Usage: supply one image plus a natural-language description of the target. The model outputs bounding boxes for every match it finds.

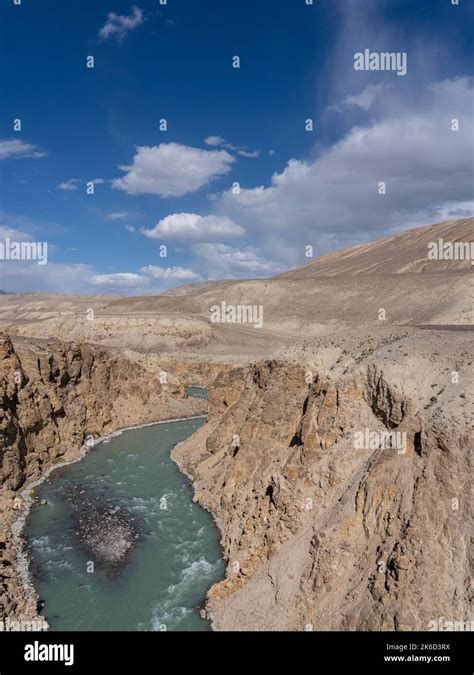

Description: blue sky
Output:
[0,0,473,294]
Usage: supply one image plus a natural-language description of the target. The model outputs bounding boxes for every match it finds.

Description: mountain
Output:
[152,218,474,332]
[278,218,474,278]
[0,219,472,353]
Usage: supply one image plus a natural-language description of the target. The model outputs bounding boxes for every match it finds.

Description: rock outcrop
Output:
[173,354,472,631]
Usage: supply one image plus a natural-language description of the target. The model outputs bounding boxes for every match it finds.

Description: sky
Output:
[0,0,473,294]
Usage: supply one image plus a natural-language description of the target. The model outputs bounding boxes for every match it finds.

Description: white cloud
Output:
[0,225,32,242]
[125,225,136,232]
[112,143,235,197]
[141,213,244,242]
[58,178,103,191]
[215,77,474,266]
[98,5,144,41]
[140,265,201,281]
[0,260,197,295]
[91,272,150,289]
[204,136,260,158]
[192,243,283,278]
[341,83,391,111]
[0,263,95,294]
[204,136,225,147]
[238,149,260,158]
[57,178,80,191]
[0,139,45,160]
[89,266,201,292]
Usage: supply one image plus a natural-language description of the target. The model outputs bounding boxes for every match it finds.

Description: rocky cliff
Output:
[0,335,206,621]
[173,346,473,631]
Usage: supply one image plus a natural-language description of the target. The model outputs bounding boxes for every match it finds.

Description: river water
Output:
[25,390,224,631]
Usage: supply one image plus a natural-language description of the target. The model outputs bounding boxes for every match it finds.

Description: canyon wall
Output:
[173,359,472,631]
[0,335,206,621]
[1,330,471,632]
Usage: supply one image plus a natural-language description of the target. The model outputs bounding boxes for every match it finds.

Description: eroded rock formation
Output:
[173,358,472,631]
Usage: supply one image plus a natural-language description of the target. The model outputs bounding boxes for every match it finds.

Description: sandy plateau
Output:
[0,218,472,630]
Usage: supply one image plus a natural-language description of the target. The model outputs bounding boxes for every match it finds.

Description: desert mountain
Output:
[0,219,472,355]
[278,218,474,278]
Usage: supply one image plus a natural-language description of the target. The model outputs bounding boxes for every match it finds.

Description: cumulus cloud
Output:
[192,243,283,278]
[98,5,144,41]
[0,139,45,160]
[0,259,200,294]
[214,77,474,266]
[91,272,150,289]
[141,213,244,242]
[112,143,235,197]
[139,265,201,281]
[91,265,201,291]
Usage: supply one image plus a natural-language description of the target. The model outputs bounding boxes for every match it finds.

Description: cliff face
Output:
[0,335,206,620]
[173,358,472,631]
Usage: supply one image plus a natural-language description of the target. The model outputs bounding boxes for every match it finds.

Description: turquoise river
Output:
[25,388,224,631]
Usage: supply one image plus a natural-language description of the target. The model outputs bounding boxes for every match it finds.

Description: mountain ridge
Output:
[277,218,473,278]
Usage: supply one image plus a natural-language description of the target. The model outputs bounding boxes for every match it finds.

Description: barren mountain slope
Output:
[278,218,474,277]
[0,220,472,355]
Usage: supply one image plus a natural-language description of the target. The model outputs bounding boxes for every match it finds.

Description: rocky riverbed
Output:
[62,484,140,572]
